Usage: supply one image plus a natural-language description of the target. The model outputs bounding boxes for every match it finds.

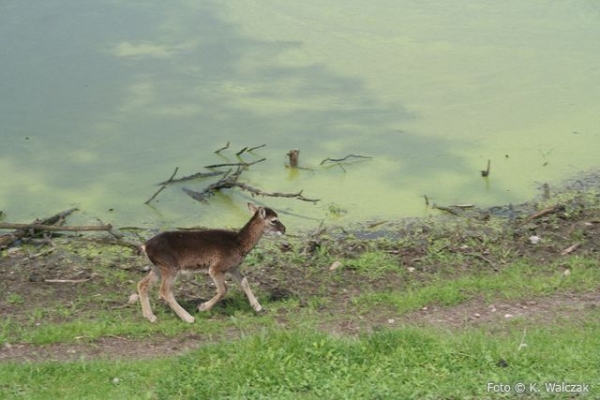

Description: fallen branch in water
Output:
[158,171,224,185]
[204,158,266,169]
[183,166,319,203]
[214,141,230,153]
[320,154,372,165]
[234,182,319,203]
[320,154,372,172]
[145,167,179,204]
[236,144,266,156]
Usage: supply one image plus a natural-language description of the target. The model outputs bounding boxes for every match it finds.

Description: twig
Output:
[432,205,460,216]
[236,144,266,156]
[204,158,266,169]
[158,171,223,185]
[214,141,230,153]
[524,204,565,222]
[145,167,179,204]
[467,253,498,271]
[247,144,266,152]
[44,278,90,284]
[320,154,372,165]
[561,243,581,256]
[234,182,320,203]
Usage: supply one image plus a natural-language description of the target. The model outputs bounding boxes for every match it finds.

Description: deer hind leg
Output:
[198,272,227,312]
[138,268,160,323]
[158,267,195,323]
[230,269,263,313]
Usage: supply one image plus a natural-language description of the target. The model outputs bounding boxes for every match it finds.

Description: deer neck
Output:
[236,216,264,256]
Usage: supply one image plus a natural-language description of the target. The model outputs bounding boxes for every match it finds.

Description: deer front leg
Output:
[230,269,263,313]
[198,272,227,312]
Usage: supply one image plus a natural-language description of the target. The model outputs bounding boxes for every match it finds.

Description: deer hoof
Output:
[146,314,157,323]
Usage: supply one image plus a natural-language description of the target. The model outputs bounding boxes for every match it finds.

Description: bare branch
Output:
[320,154,372,165]
[234,182,319,203]
[145,167,179,204]
[158,171,223,185]
[0,223,112,232]
[204,158,266,169]
[247,144,266,152]
[214,141,230,153]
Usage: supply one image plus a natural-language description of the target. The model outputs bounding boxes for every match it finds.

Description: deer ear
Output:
[247,203,259,214]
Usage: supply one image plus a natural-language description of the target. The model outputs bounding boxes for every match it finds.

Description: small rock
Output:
[473,313,481,318]
[329,261,342,271]
[387,318,395,324]
[563,269,571,276]
[529,235,541,244]
[407,267,416,273]
[128,293,139,304]
[7,247,23,257]
[110,377,121,386]
[489,305,497,313]
[504,313,513,319]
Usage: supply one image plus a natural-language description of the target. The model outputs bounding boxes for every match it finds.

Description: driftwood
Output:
[158,171,223,185]
[204,158,266,169]
[0,223,112,232]
[0,208,109,249]
[183,166,319,203]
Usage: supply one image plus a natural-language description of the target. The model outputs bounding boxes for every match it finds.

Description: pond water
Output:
[1,1,599,231]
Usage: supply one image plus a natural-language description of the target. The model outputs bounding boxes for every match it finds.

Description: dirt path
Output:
[2,289,598,364]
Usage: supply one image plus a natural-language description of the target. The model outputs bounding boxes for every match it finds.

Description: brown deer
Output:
[138,203,286,323]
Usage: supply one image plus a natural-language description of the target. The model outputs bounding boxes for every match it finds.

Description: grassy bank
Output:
[2,318,599,399]
[1,190,600,398]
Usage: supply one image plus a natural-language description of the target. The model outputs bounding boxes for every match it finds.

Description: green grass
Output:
[354,255,600,314]
[1,319,599,399]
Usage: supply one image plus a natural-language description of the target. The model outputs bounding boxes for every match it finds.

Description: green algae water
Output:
[1,1,599,231]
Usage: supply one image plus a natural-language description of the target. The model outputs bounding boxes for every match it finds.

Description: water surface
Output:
[1,1,599,230]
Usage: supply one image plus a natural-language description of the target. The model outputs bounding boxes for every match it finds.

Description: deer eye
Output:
[270,219,279,225]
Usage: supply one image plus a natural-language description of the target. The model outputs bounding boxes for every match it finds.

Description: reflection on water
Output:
[1,1,599,230]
